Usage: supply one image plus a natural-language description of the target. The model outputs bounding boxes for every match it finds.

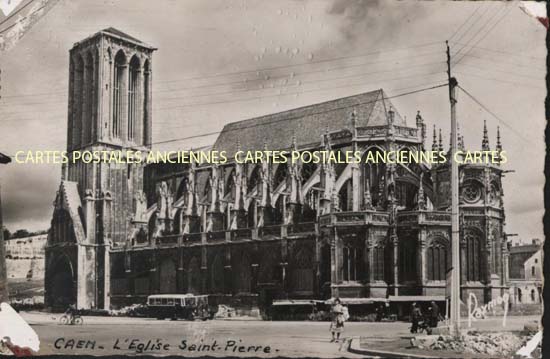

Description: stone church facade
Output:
[45,29,509,311]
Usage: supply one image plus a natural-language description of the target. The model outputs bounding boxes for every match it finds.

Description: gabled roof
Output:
[0,152,11,164]
[213,89,407,158]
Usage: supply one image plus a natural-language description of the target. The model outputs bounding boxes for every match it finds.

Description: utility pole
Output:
[0,153,11,303]
[446,40,461,336]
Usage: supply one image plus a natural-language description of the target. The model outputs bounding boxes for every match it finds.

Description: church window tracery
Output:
[462,180,482,203]
[427,237,448,281]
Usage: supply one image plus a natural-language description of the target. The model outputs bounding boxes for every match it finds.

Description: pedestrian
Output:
[375,303,385,322]
[430,301,440,327]
[329,298,345,342]
[410,302,422,333]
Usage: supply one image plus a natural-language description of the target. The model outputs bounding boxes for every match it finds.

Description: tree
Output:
[12,229,31,239]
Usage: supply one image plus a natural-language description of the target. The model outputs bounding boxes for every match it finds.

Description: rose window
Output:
[462,181,481,203]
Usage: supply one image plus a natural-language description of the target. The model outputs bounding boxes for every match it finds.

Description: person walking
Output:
[430,301,440,327]
[410,302,422,333]
[330,298,345,342]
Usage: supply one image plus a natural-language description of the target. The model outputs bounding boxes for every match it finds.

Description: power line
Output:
[457,63,542,81]
[450,4,492,57]
[0,54,443,108]
[156,60,445,104]
[454,3,514,65]
[448,41,545,62]
[155,80,448,130]
[0,46,445,103]
[158,41,444,85]
[0,71,447,121]
[1,63,446,117]
[454,71,543,90]
[153,49,444,95]
[152,69,447,112]
[448,5,483,42]
[452,3,508,65]
[457,84,529,143]
[457,52,545,72]
[151,83,448,146]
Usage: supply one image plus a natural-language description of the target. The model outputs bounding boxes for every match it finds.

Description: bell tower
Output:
[63,28,156,309]
[66,27,155,153]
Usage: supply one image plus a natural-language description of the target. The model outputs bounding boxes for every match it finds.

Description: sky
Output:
[0,0,546,242]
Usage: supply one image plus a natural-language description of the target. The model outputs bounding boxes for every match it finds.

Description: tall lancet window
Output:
[73,55,84,149]
[128,56,140,142]
[143,59,151,146]
[113,50,126,139]
[84,52,94,144]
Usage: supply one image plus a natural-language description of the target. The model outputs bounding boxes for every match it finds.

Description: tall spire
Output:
[438,128,443,152]
[417,172,426,210]
[388,105,395,125]
[432,125,438,152]
[459,135,465,151]
[416,110,425,149]
[457,122,465,150]
[350,109,358,141]
[363,178,373,210]
[496,126,502,152]
[351,109,357,129]
[482,120,490,150]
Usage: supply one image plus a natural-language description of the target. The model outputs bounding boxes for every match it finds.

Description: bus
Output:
[146,294,216,320]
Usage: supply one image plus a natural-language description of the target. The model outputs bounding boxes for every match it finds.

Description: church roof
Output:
[213,89,407,157]
[74,27,156,50]
[101,27,149,46]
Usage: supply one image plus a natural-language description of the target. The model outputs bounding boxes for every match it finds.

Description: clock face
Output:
[462,180,482,204]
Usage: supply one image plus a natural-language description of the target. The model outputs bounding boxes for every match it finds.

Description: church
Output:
[44,29,509,313]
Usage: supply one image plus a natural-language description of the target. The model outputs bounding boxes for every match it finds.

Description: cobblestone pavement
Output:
[17,312,540,357]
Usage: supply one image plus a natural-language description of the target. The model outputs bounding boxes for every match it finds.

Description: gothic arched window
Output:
[273,164,287,190]
[128,55,141,142]
[301,162,316,185]
[113,50,127,139]
[338,179,351,212]
[427,237,449,281]
[398,238,417,282]
[225,170,236,202]
[83,51,94,145]
[465,229,484,282]
[143,59,151,145]
[395,180,418,210]
[343,240,363,281]
[290,246,314,293]
[73,55,84,148]
[248,166,261,193]
[373,240,385,281]
[363,148,386,208]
